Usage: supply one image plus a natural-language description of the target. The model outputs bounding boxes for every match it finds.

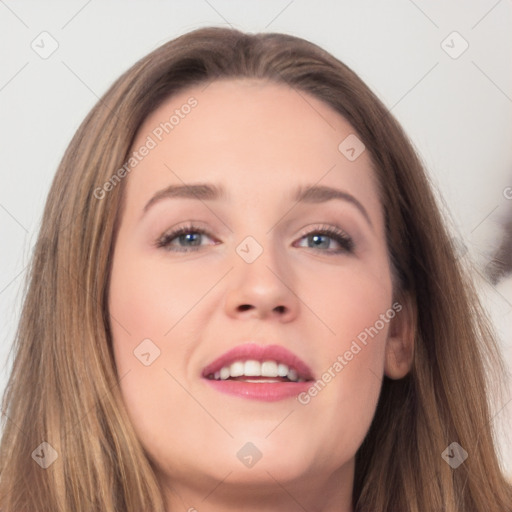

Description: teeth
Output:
[210,360,303,382]
[277,363,289,377]
[230,361,244,377]
[288,368,298,381]
[261,361,278,377]
[244,360,261,376]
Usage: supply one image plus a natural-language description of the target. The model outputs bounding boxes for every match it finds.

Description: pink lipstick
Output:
[202,343,314,401]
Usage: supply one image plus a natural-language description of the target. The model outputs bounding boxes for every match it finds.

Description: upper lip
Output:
[202,343,314,381]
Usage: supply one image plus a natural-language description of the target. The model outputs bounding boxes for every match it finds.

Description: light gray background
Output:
[1,0,511,476]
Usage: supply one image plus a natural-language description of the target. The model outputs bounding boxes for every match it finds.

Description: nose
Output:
[223,238,299,322]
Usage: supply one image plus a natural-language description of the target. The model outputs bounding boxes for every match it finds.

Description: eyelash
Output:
[154,223,354,255]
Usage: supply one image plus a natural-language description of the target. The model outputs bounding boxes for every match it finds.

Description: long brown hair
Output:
[1,26,510,512]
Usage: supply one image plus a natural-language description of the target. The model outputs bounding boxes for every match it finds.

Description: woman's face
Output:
[108,79,413,506]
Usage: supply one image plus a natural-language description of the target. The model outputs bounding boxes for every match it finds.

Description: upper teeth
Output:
[211,360,303,382]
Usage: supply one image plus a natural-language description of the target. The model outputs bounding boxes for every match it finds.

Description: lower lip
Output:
[203,378,312,401]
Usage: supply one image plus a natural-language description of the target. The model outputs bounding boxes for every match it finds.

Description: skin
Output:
[108,79,414,512]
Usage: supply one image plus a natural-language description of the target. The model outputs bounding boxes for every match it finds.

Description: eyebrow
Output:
[142,182,373,229]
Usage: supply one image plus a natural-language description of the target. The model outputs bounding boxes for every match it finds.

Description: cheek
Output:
[295,258,392,448]
[325,263,391,386]
[299,249,392,346]
[107,252,204,460]
[108,250,217,344]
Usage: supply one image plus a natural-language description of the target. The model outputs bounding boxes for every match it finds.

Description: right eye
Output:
[155,223,217,252]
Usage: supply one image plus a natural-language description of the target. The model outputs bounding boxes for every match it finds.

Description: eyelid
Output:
[295,223,355,254]
[154,222,216,250]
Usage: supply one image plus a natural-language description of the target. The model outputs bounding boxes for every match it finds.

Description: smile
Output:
[206,360,306,382]
[202,343,314,401]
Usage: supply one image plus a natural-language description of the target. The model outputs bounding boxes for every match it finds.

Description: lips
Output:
[202,343,314,401]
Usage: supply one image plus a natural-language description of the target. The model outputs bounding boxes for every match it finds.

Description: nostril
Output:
[238,304,253,312]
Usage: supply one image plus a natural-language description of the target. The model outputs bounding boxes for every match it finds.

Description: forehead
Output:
[137,78,363,156]
[124,79,381,224]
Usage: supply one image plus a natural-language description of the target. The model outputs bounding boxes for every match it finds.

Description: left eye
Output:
[295,226,354,254]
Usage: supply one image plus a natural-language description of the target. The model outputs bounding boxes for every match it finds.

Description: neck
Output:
[158,459,355,512]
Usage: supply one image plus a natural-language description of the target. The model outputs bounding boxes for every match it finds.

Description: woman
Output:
[0,26,510,512]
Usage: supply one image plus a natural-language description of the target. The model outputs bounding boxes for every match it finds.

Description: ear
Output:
[384,291,416,380]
